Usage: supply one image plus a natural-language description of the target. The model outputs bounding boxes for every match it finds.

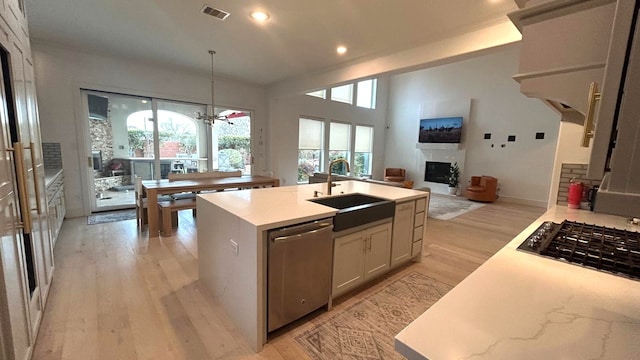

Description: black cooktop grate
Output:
[539,221,640,280]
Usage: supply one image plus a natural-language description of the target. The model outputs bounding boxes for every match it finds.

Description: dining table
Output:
[142,175,280,237]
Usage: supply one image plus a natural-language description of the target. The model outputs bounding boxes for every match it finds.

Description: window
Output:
[331,84,353,104]
[305,89,326,99]
[329,122,350,175]
[354,125,374,177]
[298,118,324,182]
[356,79,377,109]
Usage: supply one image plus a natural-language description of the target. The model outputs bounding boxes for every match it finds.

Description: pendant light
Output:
[196,50,232,125]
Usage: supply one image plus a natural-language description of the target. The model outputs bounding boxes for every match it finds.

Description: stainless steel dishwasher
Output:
[267,218,334,332]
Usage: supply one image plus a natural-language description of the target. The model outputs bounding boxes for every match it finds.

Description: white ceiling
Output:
[23,0,518,85]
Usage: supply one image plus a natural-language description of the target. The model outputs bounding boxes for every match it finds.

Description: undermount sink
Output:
[308,193,395,231]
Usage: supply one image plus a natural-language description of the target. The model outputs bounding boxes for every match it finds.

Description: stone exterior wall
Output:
[90,103,113,176]
[556,163,601,205]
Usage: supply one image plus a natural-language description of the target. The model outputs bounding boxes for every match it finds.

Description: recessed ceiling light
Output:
[336,46,347,55]
[250,11,269,22]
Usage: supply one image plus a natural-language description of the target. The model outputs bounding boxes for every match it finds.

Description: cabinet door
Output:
[0,193,33,360]
[364,222,392,280]
[332,230,366,297]
[391,201,414,267]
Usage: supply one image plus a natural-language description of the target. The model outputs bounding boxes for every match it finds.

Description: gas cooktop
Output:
[518,220,640,280]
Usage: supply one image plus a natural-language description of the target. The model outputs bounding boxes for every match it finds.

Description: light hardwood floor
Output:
[32,200,544,359]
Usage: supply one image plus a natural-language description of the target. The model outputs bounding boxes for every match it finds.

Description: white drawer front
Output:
[413,226,423,242]
[415,197,427,213]
[412,240,422,256]
[414,212,424,227]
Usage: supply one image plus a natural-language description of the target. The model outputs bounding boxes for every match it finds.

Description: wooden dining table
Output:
[142,175,280,237]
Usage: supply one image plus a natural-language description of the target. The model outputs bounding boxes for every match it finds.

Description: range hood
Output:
[510,0,640,218]
[508,0,616,124]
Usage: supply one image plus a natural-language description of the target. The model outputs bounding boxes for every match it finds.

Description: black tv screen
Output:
[88,94,109,120]
[418,117,463,143]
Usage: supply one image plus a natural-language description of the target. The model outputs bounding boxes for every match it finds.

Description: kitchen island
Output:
[395,206,640,359]
[197,180,429,351]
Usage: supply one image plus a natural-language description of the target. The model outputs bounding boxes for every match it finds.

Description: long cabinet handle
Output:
[581,82,601,147]
[11,142,32,234]
[28,142,42,214]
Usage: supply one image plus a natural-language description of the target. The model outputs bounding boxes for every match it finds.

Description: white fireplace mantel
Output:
[415,143,461,150]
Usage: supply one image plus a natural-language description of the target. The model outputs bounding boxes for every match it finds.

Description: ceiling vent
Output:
[201,5,230,20]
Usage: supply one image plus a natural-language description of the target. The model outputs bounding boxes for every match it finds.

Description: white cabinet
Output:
[391,196,427,267]
[0,0,52,358]
[509,0,616,118]
[46,172,65,246]
[391,201,415,266]
[0,193,33,360]
[413,197,427,256]
[332,222,391,298]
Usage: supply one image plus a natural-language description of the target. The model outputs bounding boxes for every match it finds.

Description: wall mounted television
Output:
[418,116,463,144]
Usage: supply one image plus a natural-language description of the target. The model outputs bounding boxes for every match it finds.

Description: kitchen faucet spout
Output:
[327,159,350,195]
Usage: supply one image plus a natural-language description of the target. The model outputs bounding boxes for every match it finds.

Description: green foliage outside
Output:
[219,136,250,152]
[218,148,244,170]
[353,153,367,177]
[128,129,148,151]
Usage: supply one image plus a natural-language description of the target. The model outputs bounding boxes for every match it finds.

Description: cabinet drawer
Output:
[414,212,424,227]
[415,197,427,213]
[412,241,422,256]
[413,226,423,242]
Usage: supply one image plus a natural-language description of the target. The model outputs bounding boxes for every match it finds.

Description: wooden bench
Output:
[158,198,197,236]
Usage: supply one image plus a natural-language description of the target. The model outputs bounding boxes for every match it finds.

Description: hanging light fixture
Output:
[196,50,233,125]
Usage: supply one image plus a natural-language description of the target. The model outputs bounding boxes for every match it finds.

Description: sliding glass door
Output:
[212,108,252,174]
[82,90,208,212]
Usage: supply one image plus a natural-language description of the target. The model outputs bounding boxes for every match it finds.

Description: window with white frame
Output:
[329,122,351,175]
[305,89,326,99]
[356,79,377,109]
[354,125,374,177]
[298,117,324,182]
[330,84,354,104]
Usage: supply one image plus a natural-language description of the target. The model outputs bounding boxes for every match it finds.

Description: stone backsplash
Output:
[42,142,62,169]
[557,163,601,205]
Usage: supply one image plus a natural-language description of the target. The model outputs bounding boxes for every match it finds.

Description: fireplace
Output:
[424,161,450,184]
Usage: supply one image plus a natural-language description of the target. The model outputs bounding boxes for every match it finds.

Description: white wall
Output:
[386,44,560,207]
[32,42,267,217]
[268,77,390,186]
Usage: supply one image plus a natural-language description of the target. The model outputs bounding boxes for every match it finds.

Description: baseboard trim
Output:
[497,195,547,208]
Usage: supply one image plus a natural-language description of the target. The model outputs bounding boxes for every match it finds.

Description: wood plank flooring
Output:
[32,199,544,359]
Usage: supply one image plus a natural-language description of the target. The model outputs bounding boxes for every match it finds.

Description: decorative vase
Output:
[134,149,144,157]
[448,186,457,195]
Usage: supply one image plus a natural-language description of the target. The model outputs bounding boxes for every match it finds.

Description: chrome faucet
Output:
[327,159,350,195]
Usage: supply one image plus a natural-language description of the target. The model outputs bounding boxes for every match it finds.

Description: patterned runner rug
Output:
[428,193,485,220]
[294,272,452,360]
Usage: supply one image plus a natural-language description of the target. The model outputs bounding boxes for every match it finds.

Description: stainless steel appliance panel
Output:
[268,219,333,332]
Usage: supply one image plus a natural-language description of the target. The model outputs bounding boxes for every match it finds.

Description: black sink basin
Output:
[308,193,395,231]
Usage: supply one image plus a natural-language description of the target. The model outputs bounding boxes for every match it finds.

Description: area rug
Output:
[294,272,452,360]
[428,193,485,220]
[87,209,136,225]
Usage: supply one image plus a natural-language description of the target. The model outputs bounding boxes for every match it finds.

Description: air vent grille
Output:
[201,5,230,20]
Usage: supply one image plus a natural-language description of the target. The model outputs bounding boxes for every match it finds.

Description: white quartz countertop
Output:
[395,206,640,360]
[197,180,428,231]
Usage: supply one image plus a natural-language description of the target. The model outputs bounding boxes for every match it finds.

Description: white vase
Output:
[448,186,457,195]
